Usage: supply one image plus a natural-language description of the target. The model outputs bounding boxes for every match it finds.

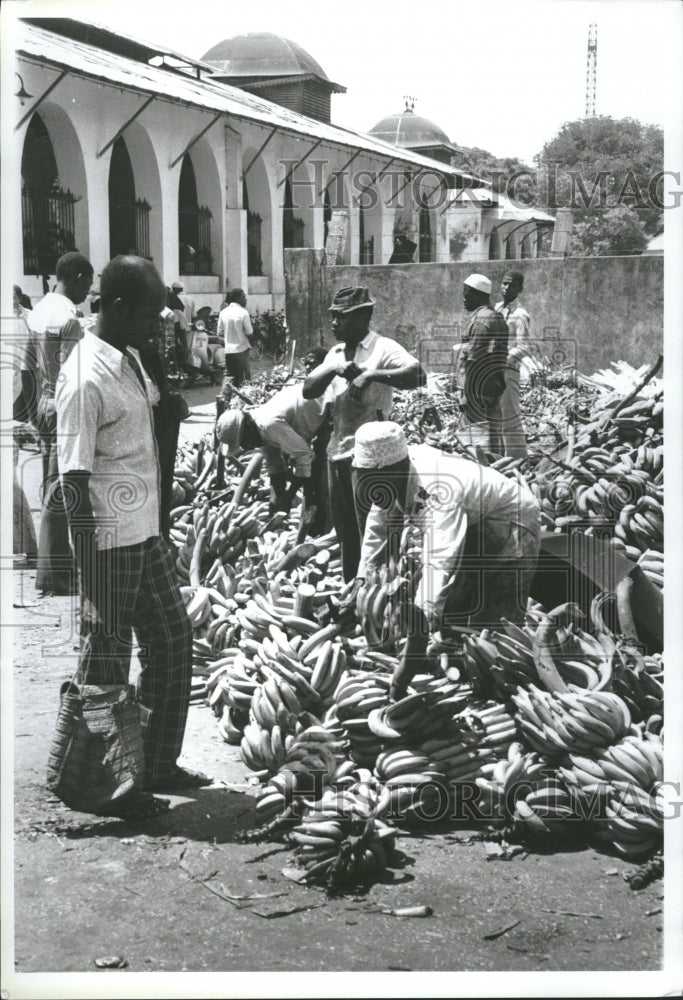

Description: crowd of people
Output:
[13,251,540,817]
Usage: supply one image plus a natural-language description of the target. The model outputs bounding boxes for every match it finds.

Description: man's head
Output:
[352,420,411,512]
[227,288,247,308]
[215,408,261,453]
[13,285,22,313]
[329,286,374,345]
[55,252,94,305]
[501,271,524,306]
[99,256,166,352]
[171,279,184,294]
[303,346,329,375]
[463,273,492,311]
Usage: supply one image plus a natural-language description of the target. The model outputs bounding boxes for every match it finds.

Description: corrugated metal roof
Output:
[15,20,481,184]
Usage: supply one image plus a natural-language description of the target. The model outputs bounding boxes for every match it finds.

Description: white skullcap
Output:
[464,273,492,295]
[353,421,409,469]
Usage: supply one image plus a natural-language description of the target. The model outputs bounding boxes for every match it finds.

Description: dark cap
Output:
[328,286,375,313]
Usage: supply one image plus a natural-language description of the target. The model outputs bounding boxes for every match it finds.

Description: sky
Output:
[6,0,682,164]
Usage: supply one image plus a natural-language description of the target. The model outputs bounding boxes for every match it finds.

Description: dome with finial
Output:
[369,98,454,152]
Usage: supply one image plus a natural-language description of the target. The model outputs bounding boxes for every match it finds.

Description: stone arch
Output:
[355,165,383,263]
[416,171,445,263]
[20,104,89,276]
[282,161,315,249]
[177,136,222,276]
[108,119,163,265]
[242,147,274,278]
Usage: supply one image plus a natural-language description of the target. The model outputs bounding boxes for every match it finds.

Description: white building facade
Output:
[7,19,491,315]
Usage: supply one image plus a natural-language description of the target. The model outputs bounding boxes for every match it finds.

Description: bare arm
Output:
[303,362,341,400]
[61,470,98,593]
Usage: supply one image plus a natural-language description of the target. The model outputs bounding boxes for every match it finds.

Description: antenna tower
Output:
[585,23,597,117]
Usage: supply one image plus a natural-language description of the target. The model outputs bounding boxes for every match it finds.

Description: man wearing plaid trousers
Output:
[56,255,211,818]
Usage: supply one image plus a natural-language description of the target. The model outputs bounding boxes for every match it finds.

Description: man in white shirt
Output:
[21,251,93,595]
[352,421,540,700]
[303,286,426,580]
[218,288,254,390]
[495,271,532,459]
[56,255,210,818]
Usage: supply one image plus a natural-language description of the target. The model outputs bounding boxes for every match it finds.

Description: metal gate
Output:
[22,185,78,276]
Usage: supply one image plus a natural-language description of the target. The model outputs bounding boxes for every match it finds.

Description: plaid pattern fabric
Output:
[78,535,192,782]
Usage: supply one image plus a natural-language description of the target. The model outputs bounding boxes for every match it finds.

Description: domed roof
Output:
[202,32,330,80]
[369,107,452,149]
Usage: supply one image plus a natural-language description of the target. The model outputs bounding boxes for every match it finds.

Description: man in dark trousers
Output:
[56,255,211,819]
[455,273,509,455]
[303,286,426,581]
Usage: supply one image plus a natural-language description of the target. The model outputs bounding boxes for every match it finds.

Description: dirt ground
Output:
[6,387,665,985]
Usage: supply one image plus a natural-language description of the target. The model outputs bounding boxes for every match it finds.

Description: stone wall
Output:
[283,250,663,374]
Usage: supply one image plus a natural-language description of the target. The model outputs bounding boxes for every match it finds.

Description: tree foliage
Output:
[534,116,663,247]
[570,204,649,257]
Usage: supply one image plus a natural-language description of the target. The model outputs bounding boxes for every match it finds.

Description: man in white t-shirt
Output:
[218,288,254,390]
[303,286,426,580]
[20,251,93,594]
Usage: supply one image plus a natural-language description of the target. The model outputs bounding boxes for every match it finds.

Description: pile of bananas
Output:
[609,641,664,726]
[333,673,392,767]
[462,616,614,701]
[476,745,578,837]
[512,685,631,756]
[561,732,665,859]
[170,368,666,879]
[289,781,398,888]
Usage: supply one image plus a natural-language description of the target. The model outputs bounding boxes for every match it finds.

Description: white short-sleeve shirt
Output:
[56,332,161,550]
[323,330,417,461]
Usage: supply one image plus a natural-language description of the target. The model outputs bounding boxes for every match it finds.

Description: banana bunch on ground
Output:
[559,731,663,802]
[609,641,664,725]
[171,497,266,587]
[476,744,577,839]
[512,684,631,757]
[613,494,663,555]
[333,673,392,767]
[366,684,471,744]
[241,718,343,785]
[636,548,663,590]
[289,794,397,888]
[252,758,374,828]
[597,782,664,859]
[604,393,663,447]
[462,615,616,701]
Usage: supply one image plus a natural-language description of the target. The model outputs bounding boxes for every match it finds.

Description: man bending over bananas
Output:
[350,422,541,701]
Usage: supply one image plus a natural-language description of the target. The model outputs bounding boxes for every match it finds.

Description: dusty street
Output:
[7,389,664,980]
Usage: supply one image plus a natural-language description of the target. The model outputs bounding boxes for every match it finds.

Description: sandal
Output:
[94,792,171,820]
[143,766,213,792]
